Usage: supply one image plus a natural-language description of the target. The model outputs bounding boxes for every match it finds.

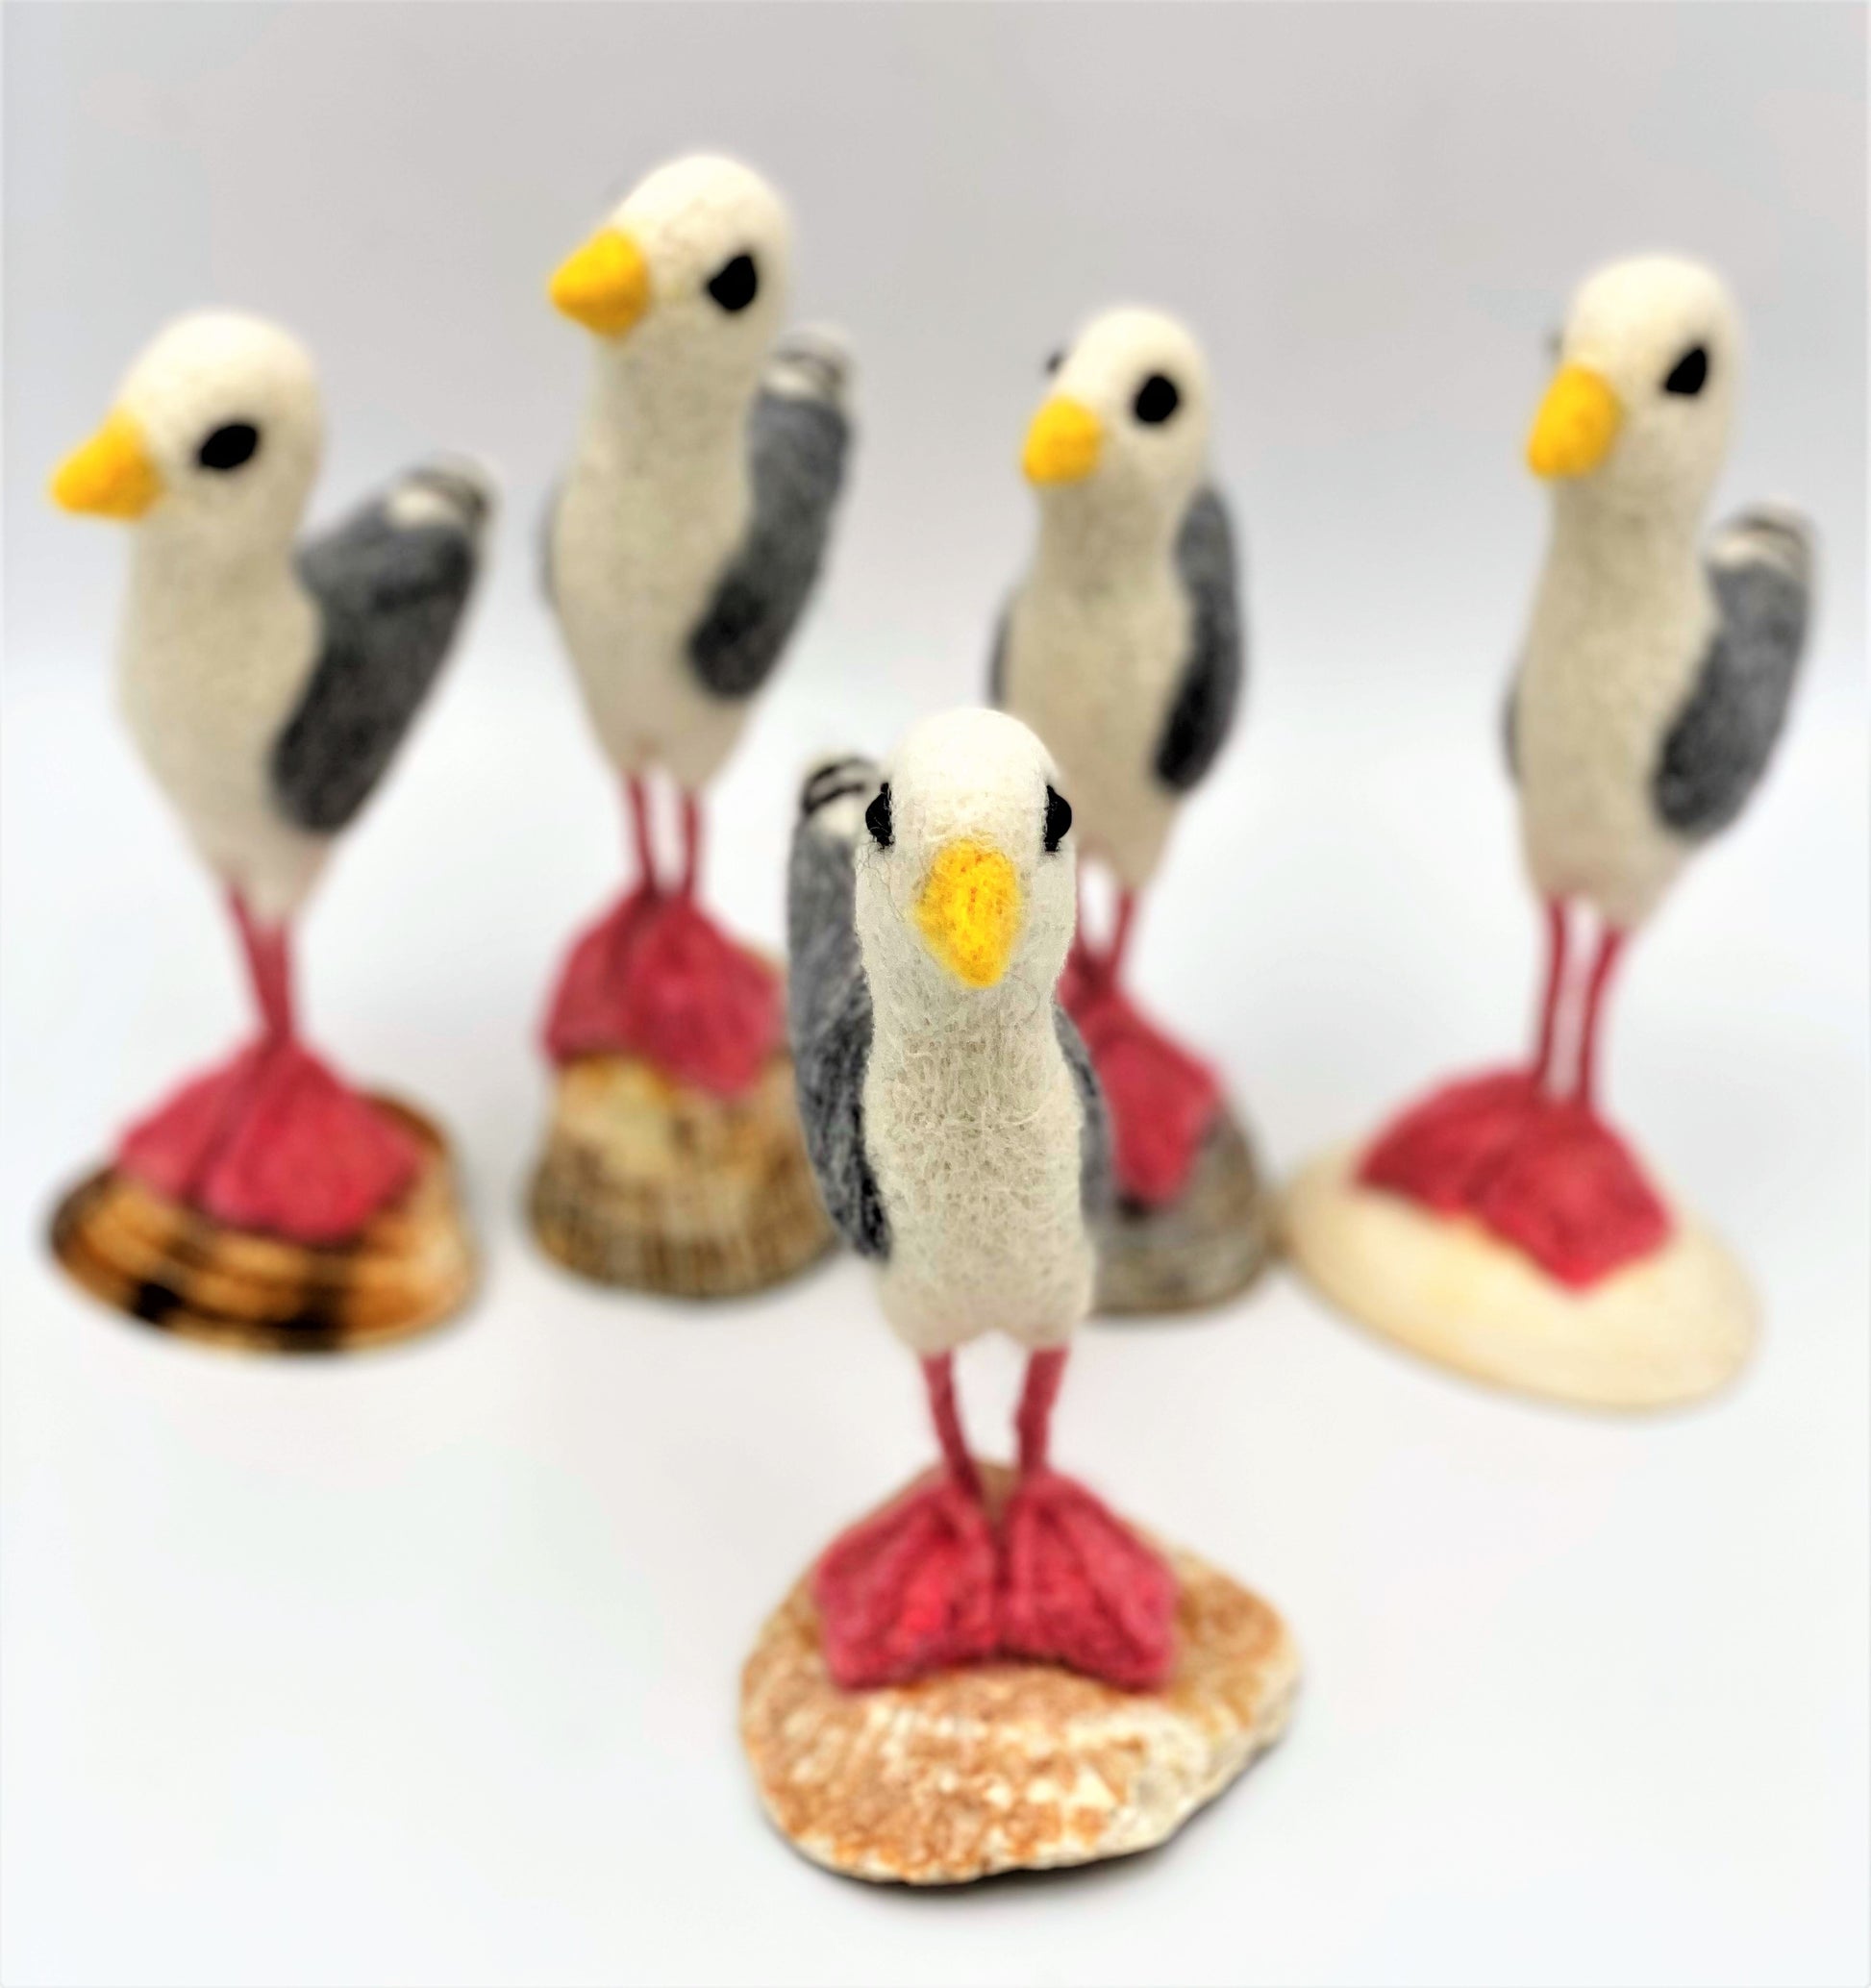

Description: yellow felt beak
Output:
[1022,397,1102,485]
[50,410,162,519]
[1526,363,1624,479]
[915,839,1023,989]
[549,227,653,336]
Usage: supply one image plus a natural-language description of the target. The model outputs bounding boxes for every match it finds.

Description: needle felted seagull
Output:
[542,154,852,1093]
[992,306,1244,1207]
[1362,255,1815,1282]
[51,311,490,1244]
[788,708,1177,1692]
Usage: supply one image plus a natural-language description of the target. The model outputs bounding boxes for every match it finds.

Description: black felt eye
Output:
[1134,374,1180,425]
[1042,784,1072,853]
[707,253,759,313]
[1662,346,1709,396]
[864,783,893,849]
[197,422,260,472]
[1044,348,1064,376]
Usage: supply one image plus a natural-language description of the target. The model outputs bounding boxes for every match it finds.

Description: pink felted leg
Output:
[1572,925,1626,1111]
[999,1347,1178,1691]
[1530,898,1569,1092]
[626,773,660,896]
[542,777,781,1089]
[812,1354,999,1690]
[116,898,421,1244]
[678,789,704,902]
[1106,888,1138,984]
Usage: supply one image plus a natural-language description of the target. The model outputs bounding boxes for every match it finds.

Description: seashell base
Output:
[529,1051,834,1300]
[1095,1103,1276,1316]
[741,1464,1299,1885]
[1283,1142,1757,1410]
[48,1098,475,1354]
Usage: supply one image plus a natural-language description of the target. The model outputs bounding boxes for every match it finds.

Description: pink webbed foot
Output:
[542,886,782,1095]
[1059,944,1221,1208]
[811,1471,1001,1691]
[999,1470,1179,1692]
[1360,1070,1671,1287]
[116,1037,421,1245]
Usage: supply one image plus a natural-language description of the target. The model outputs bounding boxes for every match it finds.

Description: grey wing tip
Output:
[1712,504,1815,585]
[765,324,855,410]
[400,455,499,536]
[798,753,881,831]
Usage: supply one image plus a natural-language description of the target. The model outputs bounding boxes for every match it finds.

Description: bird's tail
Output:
[394,455,499,539]
[1711,504,1815,588]
[797,754,881,838]
[765,325,854,410]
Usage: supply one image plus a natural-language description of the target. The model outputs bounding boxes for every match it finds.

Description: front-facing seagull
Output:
[542,154,852,1088]
[52,311,490,1242]
[789,708,1176,1692]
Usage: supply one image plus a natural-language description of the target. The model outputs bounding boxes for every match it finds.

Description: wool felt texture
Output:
[811,1352,1177,1692]
[53,311,489,1245]
[1506,256,1814,932]
[543,881,782,1092]
[787,710,1174,1692]
[994,306,1244,894]
[53,311,491,925]
[546,156,853,794]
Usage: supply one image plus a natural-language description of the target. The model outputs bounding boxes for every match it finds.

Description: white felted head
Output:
[1021,306,1211,537]
[550,153,790,396]
[51,311,322,544]
[855,708,1078,1020]
[1527,255,1738,519]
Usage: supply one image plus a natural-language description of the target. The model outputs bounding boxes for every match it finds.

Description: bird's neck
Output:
[128,518,297,604]
[582,348,751,480]
[1545,487,1705,593]
[1034,492,1179,593]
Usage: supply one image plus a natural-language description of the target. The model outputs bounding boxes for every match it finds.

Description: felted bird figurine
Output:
[788,709,1178,1692]
[1361,254,1815,1283]
[541,154,852,1094]
[992,306,1244,1207]
[51,310,490,1245]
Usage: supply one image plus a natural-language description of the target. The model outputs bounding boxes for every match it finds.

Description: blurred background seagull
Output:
[1363,254,1815,1281]
[541,154,853,1091]
[51,310,490,1242]
[787,709,1176,1693]
[991,305,1245,1206]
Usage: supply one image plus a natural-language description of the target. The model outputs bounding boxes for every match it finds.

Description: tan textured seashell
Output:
[741,1465,1299,1884]
[1095,1103,1276,1315]
[529,1052,834,1299]
[48,1099,474,1354]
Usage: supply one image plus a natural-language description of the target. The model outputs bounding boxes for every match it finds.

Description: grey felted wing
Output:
[1053,1001,1111,1225]
[272,461,490,835]
[687,330,853,701]
[787,755,891,1260]
[1153,485,1245,792]
[1654,507,1815,839]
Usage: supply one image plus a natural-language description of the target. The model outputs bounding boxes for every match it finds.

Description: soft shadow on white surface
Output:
[3,5,1866,1986]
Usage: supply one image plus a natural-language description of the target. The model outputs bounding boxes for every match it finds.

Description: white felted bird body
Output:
[995,307,1242,894]
[546,156,852,793]
[1511,503,1812,932]
[1506,256,1813,935]
[787,713,1107,1358]
[62,311,490,922]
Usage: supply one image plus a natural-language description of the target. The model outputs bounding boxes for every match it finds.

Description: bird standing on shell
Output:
[541,154,852,1092]
[788,709,1177,1692]
[1363,253,1815,1280]
[993,306,1244,1205]
[51,311,490,1243]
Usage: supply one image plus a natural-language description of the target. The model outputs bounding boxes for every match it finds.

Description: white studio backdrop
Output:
[2,7,1866,1988]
